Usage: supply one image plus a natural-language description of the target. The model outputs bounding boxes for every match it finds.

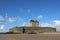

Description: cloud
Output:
[8,17,16,23]
[41,23,51,27]
[41,20,60,31]
[0,25,5,30]
[21,22,29,26]
[21,22,26,26]
[51,20,60,31]
[4,17,16,24]
[0,15,24,26]
[16,16,24,26]
[41,20,60,27]
[0,16,5,24]
[37,15,43,19]
[0,16,4,21]
[52,20,60,27]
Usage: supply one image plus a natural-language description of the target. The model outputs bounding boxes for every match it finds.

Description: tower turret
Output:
[30,20,39,27]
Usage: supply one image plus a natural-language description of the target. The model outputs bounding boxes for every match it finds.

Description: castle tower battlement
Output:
[30,20,39,27]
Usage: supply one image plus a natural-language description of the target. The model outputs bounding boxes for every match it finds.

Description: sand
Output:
[0,34,60,40]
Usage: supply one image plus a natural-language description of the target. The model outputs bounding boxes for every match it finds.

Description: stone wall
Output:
[9,27,56,34]
[39,27,56,32]
[9,27,23,34]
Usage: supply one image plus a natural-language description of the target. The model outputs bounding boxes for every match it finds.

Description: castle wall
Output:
[24,27,40,33]
[39,27,56,32]
[9,27,23,34]
[9,27,56,34]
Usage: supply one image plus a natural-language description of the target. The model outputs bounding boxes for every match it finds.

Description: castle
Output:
[30,20,39,27]
[9,20,56,34]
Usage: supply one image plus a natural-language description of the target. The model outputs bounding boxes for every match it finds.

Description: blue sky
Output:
[0,0,60,32]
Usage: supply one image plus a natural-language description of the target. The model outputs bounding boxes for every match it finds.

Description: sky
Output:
[0,0,60,32]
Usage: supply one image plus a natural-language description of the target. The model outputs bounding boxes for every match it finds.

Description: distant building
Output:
[30,20,39,27]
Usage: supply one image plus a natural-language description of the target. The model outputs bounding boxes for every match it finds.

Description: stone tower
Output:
[30,20,39,27]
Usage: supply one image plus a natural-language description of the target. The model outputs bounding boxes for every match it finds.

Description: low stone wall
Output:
[9,27,56,34]
[39,27,56,32]
[9,27,23,34]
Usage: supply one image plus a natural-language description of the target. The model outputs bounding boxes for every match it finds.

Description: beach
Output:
[0,33,60,40]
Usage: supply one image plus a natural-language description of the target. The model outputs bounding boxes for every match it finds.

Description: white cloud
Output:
[51,20,60,31]
[41,20,60,27]
[0,25,5,30]
[16,16,24,26]
[21,22,26,26]
[17,16,23,23]
[0,16,4,21]
[52,20,60,27]
[41,23,51,27]
[21,22,29,26]
[0,15,24,25]
[8,17,16,23]
[41,20,60,31]
[38,15,43,19]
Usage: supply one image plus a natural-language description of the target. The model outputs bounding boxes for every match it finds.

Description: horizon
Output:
[0,0,60,32]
